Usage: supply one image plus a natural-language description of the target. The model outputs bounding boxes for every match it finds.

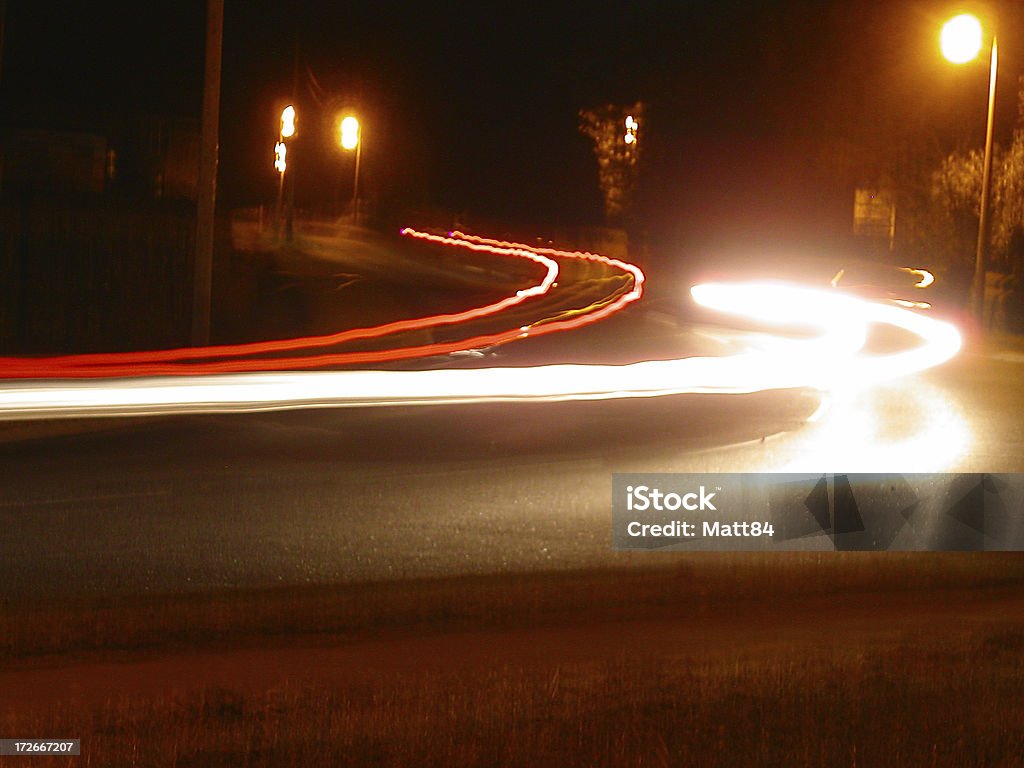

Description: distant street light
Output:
[340,115,359,150]
[281,105,297,139]
[941,14,982,64]
[274,141,287,174]
[624,115,638,147]
[339,115,362,224]
[941,13,996,327]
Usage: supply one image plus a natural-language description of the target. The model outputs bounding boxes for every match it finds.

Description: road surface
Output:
[1,312,1021,600]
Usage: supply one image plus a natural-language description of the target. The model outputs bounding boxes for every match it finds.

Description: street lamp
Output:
[340,115,362,224]
[941,13,997,327]
[274,141,287,174]
[624,115,638,147]
[277,104,297,237]
[281,105,297,138]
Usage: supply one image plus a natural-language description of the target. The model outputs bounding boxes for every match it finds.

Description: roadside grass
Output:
[3,622,1023,767]
[3,555,1024,766]
[4,553,1024,661]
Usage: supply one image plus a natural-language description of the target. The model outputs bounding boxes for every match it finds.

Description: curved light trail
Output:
[0,230,558,375]
[0,229,644,378]
[0,279,961,421]
[450,230,645,298]
[690,281,962,390]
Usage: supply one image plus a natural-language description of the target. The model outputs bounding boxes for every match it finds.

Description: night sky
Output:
[4,1,1024,249]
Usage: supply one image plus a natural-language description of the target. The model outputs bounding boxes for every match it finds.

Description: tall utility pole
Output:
[192,0,223,347]
[973,36,998,328]
[284,37,299,242]
[0,0,7,91]
[940,14,998,329]
[340,115,362,224]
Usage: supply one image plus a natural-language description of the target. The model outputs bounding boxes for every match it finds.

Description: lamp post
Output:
[277,104,296,239]
[274,140,287,224]
[340,115,361,225]
[941,13,997,328]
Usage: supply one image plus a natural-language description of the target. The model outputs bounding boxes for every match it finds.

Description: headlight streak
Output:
[0,280,961,422]
[902,267,935,288]
[690,281,962,391]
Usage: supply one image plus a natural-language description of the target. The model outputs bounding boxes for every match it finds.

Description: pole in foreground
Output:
[192,0,223,347]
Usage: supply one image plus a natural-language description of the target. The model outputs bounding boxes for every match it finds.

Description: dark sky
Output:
[4,1,1024,247]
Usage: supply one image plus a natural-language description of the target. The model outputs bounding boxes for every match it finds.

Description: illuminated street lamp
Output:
[340,115,359,150]
[280,105,297,139]
[339,115,362,224]
[274,141,287,174]
[624,115,639,147]
[941,13,996,326]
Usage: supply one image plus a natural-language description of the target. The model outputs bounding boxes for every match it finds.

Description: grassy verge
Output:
[3,555,1024,766]
[4,553,1024,661]
[2,616,1023,766]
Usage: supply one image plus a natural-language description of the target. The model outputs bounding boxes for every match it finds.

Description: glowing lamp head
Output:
[340,116,360,150]
[624,115,638,146]
[941,14,983,64]
[274,141,287,173]
[280,105,296,138]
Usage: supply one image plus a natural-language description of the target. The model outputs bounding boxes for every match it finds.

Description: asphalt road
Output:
[1,312,1022,601]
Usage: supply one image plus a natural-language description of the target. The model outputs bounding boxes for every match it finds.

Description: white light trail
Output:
[0,281,962,421]
[902,267,935,288]
[691,281,962,390]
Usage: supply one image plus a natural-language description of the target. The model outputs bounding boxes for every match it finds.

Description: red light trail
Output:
[0,229,644,379]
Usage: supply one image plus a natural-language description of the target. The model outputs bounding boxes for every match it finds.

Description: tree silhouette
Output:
[578,102,644,227]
